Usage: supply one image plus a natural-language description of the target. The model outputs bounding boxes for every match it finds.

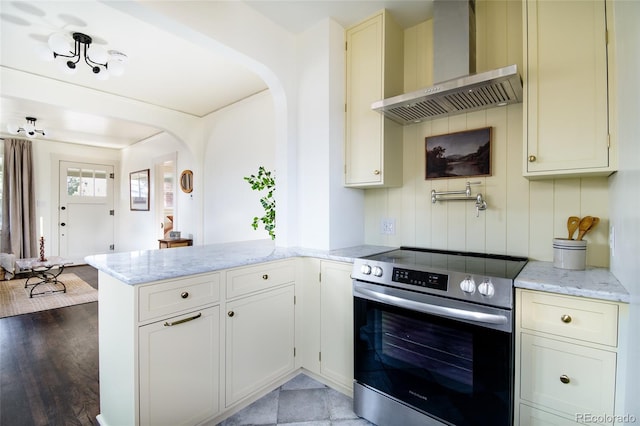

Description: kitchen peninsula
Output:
[86,239,394,426]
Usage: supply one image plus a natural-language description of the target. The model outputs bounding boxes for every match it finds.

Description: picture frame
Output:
[130,169,150,211]
[425,127,492,179]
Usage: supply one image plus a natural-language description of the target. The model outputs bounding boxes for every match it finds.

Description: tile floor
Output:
[216,373,374,426]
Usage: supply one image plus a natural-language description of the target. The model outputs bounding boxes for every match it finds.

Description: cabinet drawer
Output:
[520,334,616,420]
[520,290,618,346]
[519,404,582,426]
[139,273,220,322]
[226,260,295,299]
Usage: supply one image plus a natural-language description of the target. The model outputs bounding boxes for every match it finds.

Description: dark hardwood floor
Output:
[0,265,100,426]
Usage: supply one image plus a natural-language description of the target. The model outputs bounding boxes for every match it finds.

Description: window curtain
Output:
[1,138,36,258]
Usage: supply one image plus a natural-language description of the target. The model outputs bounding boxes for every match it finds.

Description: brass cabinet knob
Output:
[227,311,235,317]
[561,314,572,323]
[262,274,269,280]
[373,170,381,175]
[528,155,537,162]
[560,374,571,384]
[180,291,189,299]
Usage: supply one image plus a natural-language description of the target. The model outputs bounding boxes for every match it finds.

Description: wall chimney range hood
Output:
[372,1,523,125]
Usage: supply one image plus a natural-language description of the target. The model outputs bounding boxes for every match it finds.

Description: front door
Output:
[59,161,115,264]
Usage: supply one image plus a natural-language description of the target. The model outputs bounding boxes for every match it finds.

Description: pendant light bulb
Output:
[48,33,71,55]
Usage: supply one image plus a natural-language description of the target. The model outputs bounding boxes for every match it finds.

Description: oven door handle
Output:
[354,287,509,325]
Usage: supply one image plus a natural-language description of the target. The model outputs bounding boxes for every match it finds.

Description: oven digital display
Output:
[392,268,448,291]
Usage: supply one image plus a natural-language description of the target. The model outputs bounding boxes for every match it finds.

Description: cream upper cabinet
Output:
[523,0,616,179]
[344,9,403,188]
[515,289,627,426]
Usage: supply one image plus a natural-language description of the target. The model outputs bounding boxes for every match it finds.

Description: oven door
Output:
[353,281,513,426]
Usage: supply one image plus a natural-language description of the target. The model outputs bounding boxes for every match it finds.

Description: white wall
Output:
[118,133,196,252]
[609,0,640,418]
[296,18,364,250]
[364,1,611,267]
[202,91,276,244]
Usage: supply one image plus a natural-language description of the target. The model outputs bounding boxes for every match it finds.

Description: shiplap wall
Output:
[363,0,610,267]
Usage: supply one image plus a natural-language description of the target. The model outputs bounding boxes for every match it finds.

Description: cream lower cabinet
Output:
[300,259,354,395]
[97,271,221,426]
[224,260,296,407]
[515,289,627,426]
[139,306,220,426]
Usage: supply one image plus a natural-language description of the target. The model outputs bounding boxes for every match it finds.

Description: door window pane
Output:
[67,167,107,198]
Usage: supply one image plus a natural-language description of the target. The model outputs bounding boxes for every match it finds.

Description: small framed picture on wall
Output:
[130,169,150,211]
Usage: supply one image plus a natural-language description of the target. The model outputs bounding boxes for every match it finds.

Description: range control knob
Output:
[478,280,495,297]
[360,264,372,275]
[460,277,476,294]
[372,266,383,277]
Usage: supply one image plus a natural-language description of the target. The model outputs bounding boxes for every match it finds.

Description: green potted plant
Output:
[244,166,275,239]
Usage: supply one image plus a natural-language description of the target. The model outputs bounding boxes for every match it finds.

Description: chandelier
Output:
[7,117,46,138]
[46,32,127,79]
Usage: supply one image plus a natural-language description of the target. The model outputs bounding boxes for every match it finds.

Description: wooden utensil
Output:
[567,216,580,240]
[576,216,594,241]
[584,216,600,238]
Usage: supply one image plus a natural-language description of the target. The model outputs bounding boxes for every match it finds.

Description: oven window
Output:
[354,296,512,426]
[381,311,474,393]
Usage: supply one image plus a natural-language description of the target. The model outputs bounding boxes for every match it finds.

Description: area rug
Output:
[0,273,98,318]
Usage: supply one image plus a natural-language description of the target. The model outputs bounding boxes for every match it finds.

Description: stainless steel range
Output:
[352,247,528,426]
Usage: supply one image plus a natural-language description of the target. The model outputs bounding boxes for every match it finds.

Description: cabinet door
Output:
[320,261,354,391]
[139,306,220,426]
[524,0,612,177]
[225,285,295,406]
[344,10,403,188]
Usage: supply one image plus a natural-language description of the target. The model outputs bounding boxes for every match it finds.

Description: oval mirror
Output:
[180,169,193,193]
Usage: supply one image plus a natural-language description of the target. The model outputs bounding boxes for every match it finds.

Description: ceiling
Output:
[0,1,432,149]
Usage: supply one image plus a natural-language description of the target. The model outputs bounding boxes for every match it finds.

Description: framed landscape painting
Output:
[425,127,492,179]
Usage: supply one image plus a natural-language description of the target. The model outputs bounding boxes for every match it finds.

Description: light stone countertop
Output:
[85,239,396,285]
[514,260,630,303]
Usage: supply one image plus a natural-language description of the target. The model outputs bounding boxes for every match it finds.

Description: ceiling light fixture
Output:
[7,116,46,138]
[46,32,127,79]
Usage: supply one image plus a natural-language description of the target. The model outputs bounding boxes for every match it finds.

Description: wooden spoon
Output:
[584,216,600,238]
[576,216,594,241]
[567,216,580,240]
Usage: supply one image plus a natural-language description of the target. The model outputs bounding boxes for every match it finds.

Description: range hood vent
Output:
[372,0,523,125]
[372,65,522,125]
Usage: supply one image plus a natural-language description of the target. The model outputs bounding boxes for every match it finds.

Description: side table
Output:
[158,238,193,249]
[15,256,74,298]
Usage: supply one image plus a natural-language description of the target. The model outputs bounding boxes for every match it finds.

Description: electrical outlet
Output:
[381,218,396,235]
[609,225,615,257]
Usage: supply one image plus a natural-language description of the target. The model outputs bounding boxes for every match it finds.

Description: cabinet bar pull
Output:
[561,314,572,323]
[164,312,202,327]
[560,374,571,384]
